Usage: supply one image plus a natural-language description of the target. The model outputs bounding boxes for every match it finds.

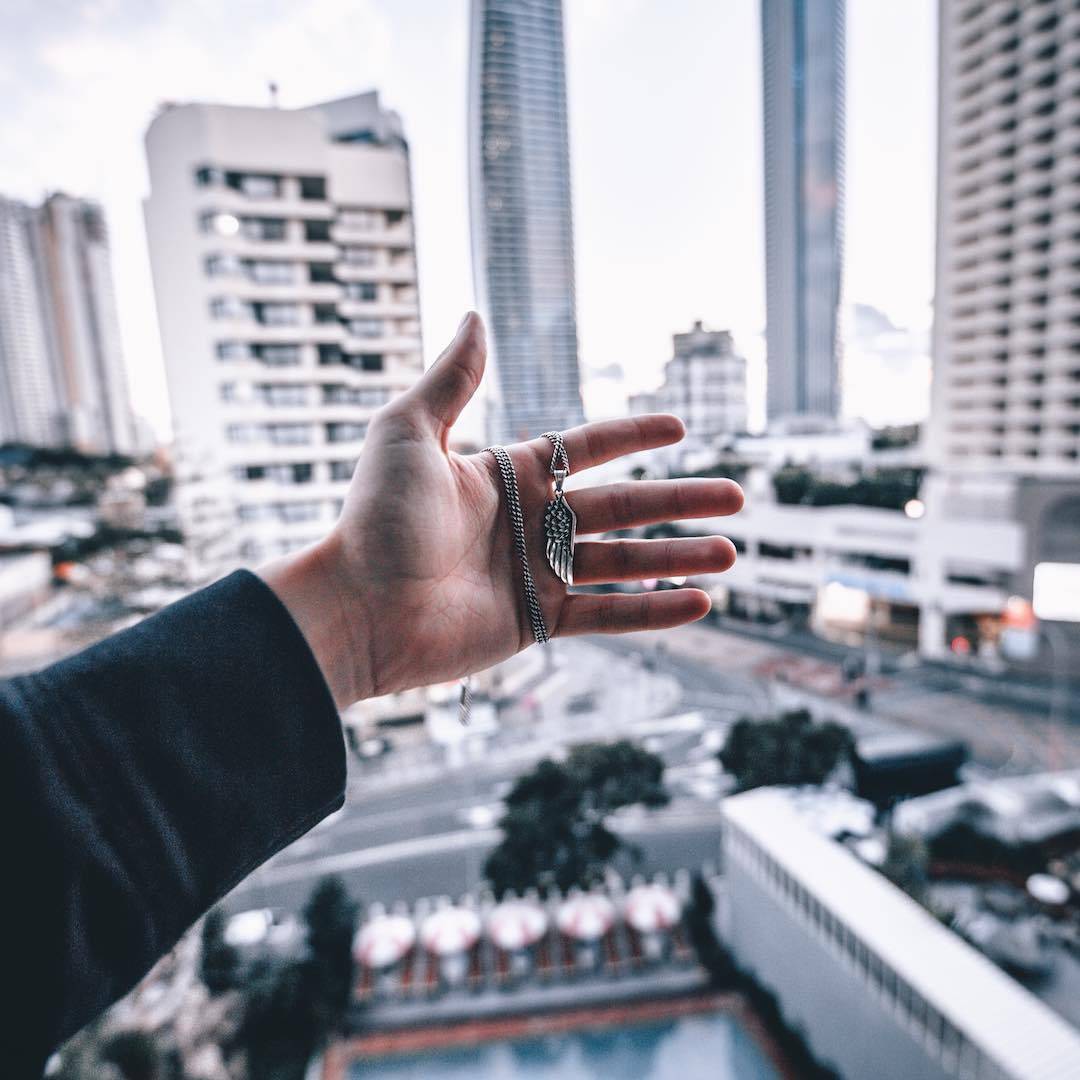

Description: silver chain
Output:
[484,445,550,645]
[542,431,570,478]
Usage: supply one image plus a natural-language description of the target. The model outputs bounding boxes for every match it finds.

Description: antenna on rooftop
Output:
[268,81,280,108]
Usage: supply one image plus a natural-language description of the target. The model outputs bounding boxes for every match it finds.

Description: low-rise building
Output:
[722,788,1080,1080]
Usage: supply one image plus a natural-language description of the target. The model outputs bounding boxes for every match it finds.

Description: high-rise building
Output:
[144,91,423,567]
[761,0,846,421]
[930,0,1080,475]
[0,197,63,447]
[468,0,585,443]
[629,322,748,450]
[0,193,133,453]
[36,194,136,455]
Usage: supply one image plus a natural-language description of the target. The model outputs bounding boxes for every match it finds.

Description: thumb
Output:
[408,311,486,432]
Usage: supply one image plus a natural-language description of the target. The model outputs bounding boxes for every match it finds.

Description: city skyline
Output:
[0,1,936,444]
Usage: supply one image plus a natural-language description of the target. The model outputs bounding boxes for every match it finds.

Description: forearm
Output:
[2,570,345,1070]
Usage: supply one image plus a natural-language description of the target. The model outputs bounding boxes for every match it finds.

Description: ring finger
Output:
[573,536,736,584]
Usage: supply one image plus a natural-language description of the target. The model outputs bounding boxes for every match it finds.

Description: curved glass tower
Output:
[762,0,846,421]
[469,0,585,443]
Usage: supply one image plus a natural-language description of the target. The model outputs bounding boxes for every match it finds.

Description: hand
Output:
[260,313,744,707]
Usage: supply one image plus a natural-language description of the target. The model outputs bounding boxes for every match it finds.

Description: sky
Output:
[0,0,937,441]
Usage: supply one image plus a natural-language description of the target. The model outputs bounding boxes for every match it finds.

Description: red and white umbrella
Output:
[420,906,482,956]
[487,900,548,951]
[556,893,615,941]
[353,914,416,969]
[623,883,681,934]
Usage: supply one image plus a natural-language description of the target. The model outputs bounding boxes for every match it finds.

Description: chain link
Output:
[541,431,570,477]
[484,445,550,645]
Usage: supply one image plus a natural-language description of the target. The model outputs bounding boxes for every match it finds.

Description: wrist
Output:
[256,533,371,709]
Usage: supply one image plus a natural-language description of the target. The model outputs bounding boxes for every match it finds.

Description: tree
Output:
[718,708,854,792]
[483,740,669,895]
[199,907,239,996]
[301,876,358,1040]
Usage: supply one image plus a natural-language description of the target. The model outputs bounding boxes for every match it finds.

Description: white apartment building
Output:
[666,444,1025,662]
[932,0,1080,472]
[144,91,423,567]
[722,788,1080,1080]
[630,322,748,455]
[929,0,1080,668]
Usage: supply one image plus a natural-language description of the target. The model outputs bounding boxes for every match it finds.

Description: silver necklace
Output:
[460,444,551,725]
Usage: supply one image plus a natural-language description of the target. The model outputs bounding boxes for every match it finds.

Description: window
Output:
[210,297,249,320]
[219,382,238,403]
[322,384,391,407]
[226,423,260,444]
[329,459,356,481]
[326,422,368,443]
[255,302,300,326]
[267,463,313,484]
[234,465,266,482]
[309,262,335,284]
[216,341,249,362]
[344,281,378,301]
[339,208,377,230]
[267,423,312,446]
[227,172,281,199]
[299,176,327,201]
[318,344,343,366]
[304,219,332,243]
[386,209,406,225]
[246,260,296,285]
[257,384,308,407]
[195,166,220,187]
[254,344,301,367]
[313,303,338,325]
[347,318,383,338]
[241,217,287,242]
[359,353,383,371]
[205,254,240,277]
[342,246,376,266]
[279,501,321,523]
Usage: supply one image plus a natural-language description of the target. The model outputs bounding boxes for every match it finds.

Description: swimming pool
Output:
[347,1012,780,1079]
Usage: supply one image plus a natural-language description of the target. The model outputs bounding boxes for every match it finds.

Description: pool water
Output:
[348,1013,780,1079]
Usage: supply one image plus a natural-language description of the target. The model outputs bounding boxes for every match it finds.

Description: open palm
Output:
[272,314,743,706]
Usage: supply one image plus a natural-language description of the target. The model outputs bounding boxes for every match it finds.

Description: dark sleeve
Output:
[1,569,346,1075]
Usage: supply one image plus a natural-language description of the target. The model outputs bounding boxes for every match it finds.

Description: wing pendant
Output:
[544,495,577,586]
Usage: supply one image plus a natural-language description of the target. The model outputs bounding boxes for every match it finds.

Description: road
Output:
[220,618,1080,922]
[221,640,737,917]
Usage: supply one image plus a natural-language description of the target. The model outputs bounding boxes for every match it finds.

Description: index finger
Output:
[521,414,685,474]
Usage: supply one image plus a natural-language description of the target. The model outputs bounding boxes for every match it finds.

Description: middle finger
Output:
[568,478,744,534]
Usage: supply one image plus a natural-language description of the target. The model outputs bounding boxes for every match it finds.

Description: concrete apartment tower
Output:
[144,91,423,569]
[629,323,748,453]
[37,194,136,455]
[761,0,846,422]
[0,194,134,454]
[468,0,586,443]
[927,0,1080,667]
[0,197,63,447]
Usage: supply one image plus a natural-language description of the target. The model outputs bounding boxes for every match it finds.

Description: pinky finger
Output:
[555,588,712,638]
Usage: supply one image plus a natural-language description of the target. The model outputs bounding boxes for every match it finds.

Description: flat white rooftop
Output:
[724,788,1080,1080]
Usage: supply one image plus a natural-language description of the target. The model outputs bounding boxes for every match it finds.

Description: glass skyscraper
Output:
[468,0,585,443]
[761,0,846,421]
